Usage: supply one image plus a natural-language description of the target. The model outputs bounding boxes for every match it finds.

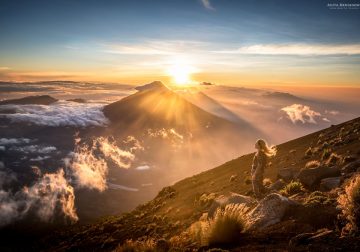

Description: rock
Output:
[0,95,58,105]
[319,177,341,191]
[297,166,341,188]
[268,179,286,191]
[246,193,296,230]
[341,160,360,174]
[289,149,296,155]
[229,174,238,182]
[155,238,169,252]
[289,229,335,250]
[343,155,357,163]
[208,193,256,217]
[277,168,294,182]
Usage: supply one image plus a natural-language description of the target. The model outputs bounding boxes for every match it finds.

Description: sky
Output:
[0,0,359,86]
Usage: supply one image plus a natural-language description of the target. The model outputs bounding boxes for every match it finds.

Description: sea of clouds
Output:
[0,101,109,127]
[0,135,141,227]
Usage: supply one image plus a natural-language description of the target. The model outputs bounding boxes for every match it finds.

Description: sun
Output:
[166,59,196,86]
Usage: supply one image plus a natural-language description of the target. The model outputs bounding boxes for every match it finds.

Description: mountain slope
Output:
[40,116,360,251]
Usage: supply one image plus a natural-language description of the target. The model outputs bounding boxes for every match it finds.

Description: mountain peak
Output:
[135,81,168,92]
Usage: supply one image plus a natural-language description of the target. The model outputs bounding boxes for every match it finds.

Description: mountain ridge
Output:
[38,116,360,251]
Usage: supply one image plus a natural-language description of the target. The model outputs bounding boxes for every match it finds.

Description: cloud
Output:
[65,146,108,192]
[0,138,32,145]
[147,128,184,148]
[201,0,215,10]
[107,182,139,192]
[29,156,51,162]
[9,145,57,154]
[99,137,135,169]
[281,104,322,124]
[0,101,109,127]
[0,168,78,227]
[0,67,10,71]
[103,40,207,56]
[325,110,340,115]
[65,137,136,192]
[214,44,360,55]
[135,165,150,171]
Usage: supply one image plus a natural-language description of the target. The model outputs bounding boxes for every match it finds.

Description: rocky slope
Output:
[37,116,360,251]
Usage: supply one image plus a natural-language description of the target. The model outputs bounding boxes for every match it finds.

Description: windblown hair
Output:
[256,139,277,157]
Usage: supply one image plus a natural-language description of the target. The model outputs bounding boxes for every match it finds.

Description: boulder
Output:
[320,177,341,191]
[297,166,341,188]
[343,155,357,163]
[277,168,294,182]
[341,160,360,174]
[246,193,296,230]
[268,179,286,191]
[289,229,335,250]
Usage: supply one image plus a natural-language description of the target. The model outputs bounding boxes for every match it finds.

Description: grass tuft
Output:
[338,175,360,236]
[280,181,305,196]
[305,160,321,169]
[189,204,248,247]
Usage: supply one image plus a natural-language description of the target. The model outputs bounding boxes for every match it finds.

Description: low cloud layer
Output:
[0,138,32,145]
[281,104,322,124]
[65,137,136,192]
[0,101,109,127]
[0,167,78,227]
[107,182,139,192]
[9,145,57,154]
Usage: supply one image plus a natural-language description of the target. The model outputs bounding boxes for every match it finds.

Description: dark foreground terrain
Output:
[19,116,359,251]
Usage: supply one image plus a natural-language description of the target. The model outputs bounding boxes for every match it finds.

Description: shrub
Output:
[305,160,321,169]
[321,148,331,161]
[305,147,312,157]
[338,175,360,236]
[229,174,238,182]
[304,191,333,208]
[263,178,272,187]
[189,204,248,247]
[199,193,217,207]
[280,181,305,196]
[339,127,345,138]
[325,153,342,166]
[169,232,192,249]
[115,238,156,252]
[321,141,329,150]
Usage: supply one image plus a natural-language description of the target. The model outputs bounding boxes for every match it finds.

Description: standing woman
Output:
[251,139,277,199]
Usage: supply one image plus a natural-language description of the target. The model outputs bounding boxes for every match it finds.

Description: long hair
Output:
[256,139,277,157]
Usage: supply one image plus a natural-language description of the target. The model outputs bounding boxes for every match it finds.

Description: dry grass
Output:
[325,153,342,166]
[304,191,333,208]
[305,160,321,169]
[114,238,156,252]
[189,204,248,247]
[280,181,305,196]
[321,148,332,161]
[338,175,360,236]
[263,178,273,187]
[305,147,312,157]
[199,193,217,207]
